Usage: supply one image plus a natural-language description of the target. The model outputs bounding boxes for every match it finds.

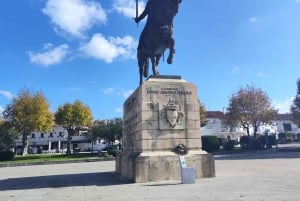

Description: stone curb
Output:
[0,157,115,168]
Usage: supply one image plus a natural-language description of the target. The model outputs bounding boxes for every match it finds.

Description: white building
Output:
[201,111,300,141]
[201,111,245,141]
[15,125,106,154]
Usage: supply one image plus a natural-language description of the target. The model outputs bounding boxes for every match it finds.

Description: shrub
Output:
[103,152,110,158]
[0,151,15,161]
[253,135,266,149]
[278,133,286,143]
[268,135,277,148]
[201,136,220,153]
[285,132,294,142]
[107,148,120,157]
[224,140,236,151]
[240,136,250,150]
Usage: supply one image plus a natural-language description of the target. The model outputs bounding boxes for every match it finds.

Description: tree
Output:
[224,85,277,140]
[3,88,53,155]
[291,79,300,127]
[55,100,93,155]
[92,118,123,147]
[199,102,207,127]
[0,120,18,151]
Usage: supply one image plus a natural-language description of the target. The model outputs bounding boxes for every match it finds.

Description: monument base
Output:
[116,151,215,183]
[116,76,215,183]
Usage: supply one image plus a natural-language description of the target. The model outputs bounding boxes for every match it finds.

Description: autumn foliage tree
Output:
[224,85,277,140]
[291,79,300,127]
[199,101,207,127]
[55,100,93,155]
[3,88,53,155]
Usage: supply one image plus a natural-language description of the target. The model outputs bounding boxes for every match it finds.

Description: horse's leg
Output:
[151,56,159,75]
[167,38,175,64]
[139,63,143,85]
[138,52,145,85]
[143,58,149,78]
[155,54,161,67]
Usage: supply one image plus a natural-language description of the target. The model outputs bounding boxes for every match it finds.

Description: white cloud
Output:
[79,33,137,63]
[272,97,294,114]
[230,66,240,75]
[113,0,146,18]
[249,17,257,23]
[0,90,14,99]
[28,44,69,67]
[103,87,133,98]
[104,88,116,95]
[258,72,264,77]
[42,0,107,38]
[115,107,123,113]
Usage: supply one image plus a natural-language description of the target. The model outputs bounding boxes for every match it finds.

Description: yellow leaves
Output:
[4,88,53,134]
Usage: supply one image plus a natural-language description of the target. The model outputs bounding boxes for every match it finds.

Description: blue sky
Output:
[1,0,300,120]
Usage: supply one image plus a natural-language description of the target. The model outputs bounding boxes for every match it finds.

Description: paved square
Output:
[1,150,300,201]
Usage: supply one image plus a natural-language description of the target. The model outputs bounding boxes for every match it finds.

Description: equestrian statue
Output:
[134,0,182,85]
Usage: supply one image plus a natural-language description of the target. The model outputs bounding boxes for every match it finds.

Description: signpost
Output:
[179,156,196,184]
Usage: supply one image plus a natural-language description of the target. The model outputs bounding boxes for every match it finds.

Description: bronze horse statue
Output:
[135,0,182,85]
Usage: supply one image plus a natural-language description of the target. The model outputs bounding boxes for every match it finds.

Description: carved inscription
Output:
[147,87,192,96]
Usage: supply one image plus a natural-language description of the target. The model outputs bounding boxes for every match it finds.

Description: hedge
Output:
[0,151,15,161]
[201,136,220,153]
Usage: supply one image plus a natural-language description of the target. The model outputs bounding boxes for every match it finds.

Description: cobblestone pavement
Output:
[1,149,300,201]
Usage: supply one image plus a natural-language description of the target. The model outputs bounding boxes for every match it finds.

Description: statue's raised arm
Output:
[135,0,182,85]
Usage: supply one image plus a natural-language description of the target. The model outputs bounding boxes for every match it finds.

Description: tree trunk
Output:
[253,126,258,140]
[22,133,28,156]
[246,127,250,136]
[66,135,72,156]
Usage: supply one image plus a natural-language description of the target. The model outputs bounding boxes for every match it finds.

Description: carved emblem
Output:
[160,101,184,128]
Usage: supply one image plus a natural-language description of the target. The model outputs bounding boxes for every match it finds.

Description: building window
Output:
[283,123,292,132]
[31,133,35,138]
[49,132,53,138]
[41,133,44,138]
[206,122,213,129]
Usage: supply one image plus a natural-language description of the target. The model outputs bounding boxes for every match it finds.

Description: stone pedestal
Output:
[116,76,215,183]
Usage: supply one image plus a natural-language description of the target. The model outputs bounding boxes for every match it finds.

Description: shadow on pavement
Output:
[215,150,300,160]
[0,171,131,191]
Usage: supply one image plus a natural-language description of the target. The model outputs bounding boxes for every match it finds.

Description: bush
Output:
[253,135,266,149]
[201,136,220,153]
[268,135,277,148]
[0,151,15,161]
[278,133,286,143]
[240,136,250,150]
[224,140,236,151]
[103,152,110,158]
[107,148,120,157]
[285,132,294,142]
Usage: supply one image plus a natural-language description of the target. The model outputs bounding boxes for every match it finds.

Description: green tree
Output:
[291,79,300,127]
[92,118,123,147]
[55,100,93,155]
[3,88,53,155]
[224,85,277,140]
[0,120,18,151]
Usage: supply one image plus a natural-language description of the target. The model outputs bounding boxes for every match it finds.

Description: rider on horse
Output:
[134,0,182,85]
[134,0,155,51]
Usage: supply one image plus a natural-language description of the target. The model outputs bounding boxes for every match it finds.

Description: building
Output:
[15,125,106,154]
[201,111,245,141]
[201,111,300,141]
